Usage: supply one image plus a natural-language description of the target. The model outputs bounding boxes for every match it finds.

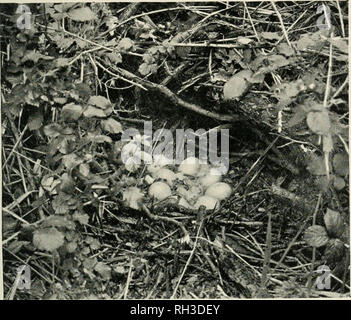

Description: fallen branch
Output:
[141,204,190,240]
[270,184,315,213]
[115,66,238,122]
[170,211,205,298]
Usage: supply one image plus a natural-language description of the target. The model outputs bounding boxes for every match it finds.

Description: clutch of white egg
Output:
[147,157,232,210]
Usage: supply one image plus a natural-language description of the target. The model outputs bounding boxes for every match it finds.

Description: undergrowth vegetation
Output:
[1,2,349,299]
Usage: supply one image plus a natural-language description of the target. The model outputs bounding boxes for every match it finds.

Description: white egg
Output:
[144,175,155,185]
[153,154,174,167]
[199,168,222,187]
[194,196,219,210]
[177,186,188,198]
[148,182,172,201]
[152,168,176,186]
[178,197,193,209]
[147,164,161,174]
[178,157,200,176]
[196,163,210,177]
[205,182,232,200]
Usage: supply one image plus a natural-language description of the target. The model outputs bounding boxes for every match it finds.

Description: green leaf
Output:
[334,54,348,62]
[329,114,348,138]
[56,58,70,67]
[285,105,307,128]
[123,187,144,210]
[101,118,123,134]
[33,227,65,252]
[41,175,60,194]
[28,112,43,131]
[306,154,328,176]
[52,194,74,214]
[124,157,141,173]
[85,235,95,245]
[83,105,107,118]
[88,96,111,109]
[65,241,78,253]
[6,240,29,255]
[61,103,83,121]
[62,153,83,170]
[223,69,252,100]
[306,111,330,135]
[114,265,127,274]
[143,53,155,64]
[53,97,68,104]
[176,46,191,58]
[68,7,97,22]
[94,262,112,280]
[329,38,348,54]
[267,55,290,68]
[59,173,75,193]
[324,238,345,263]
[296,35,315,51]
[89,238,101,250]
[139,63,151,76]
[304,100,325,112]
[315,175,333,193]
[41,216,76,230]
[75,38,88,49]
[58,136,76,155]
[106,52,122,64]
[149,64,158,74]
[304,225,329,248]
[58,37,75,50]
[104,16,118,34]
[324,208,344,238]
[22,50,54,63]
[277,43,295,56]
[261,32,280,40]
[3,217,17,235]
[333,176,345,191]
[333,152,349,177]
[236,36,253,45]
[72,212,89,225]
[87,133,112,144]
[54,3,76,12]
[296,33,325,51]
[43,123,63,138]
[118,37,134,51]
[83,257,97,270]
[75,83,91,98]
[66,241,79,254]
[248,72,265,84]
[79,163,90,177]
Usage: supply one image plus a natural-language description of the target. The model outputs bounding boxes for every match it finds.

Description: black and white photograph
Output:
[0,1,349,301]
